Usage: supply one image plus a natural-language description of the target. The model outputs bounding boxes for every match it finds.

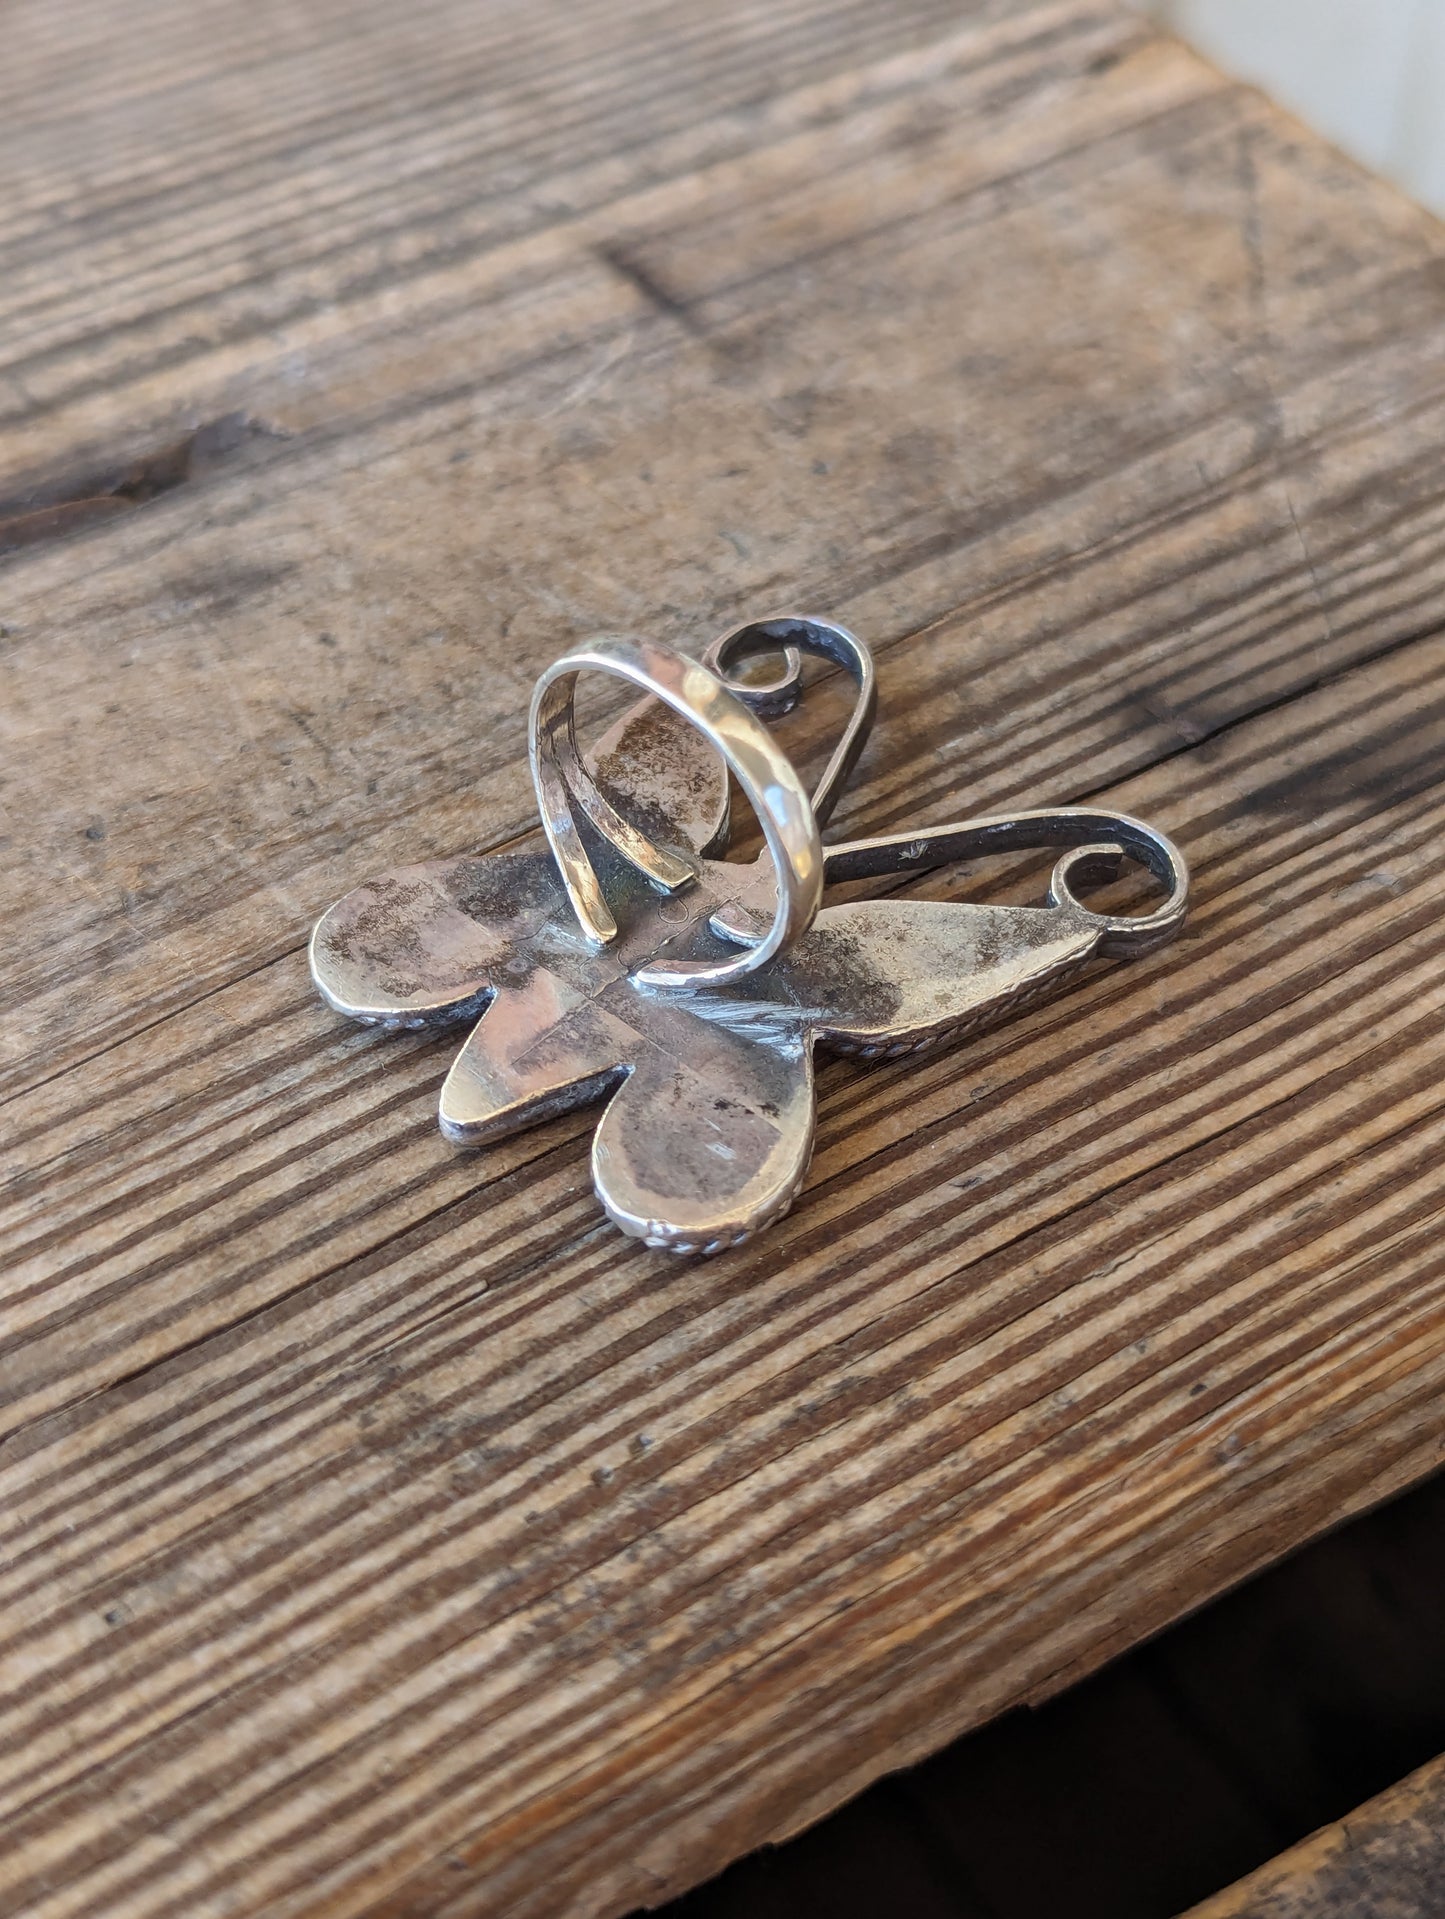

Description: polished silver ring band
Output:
[528,635,824,990]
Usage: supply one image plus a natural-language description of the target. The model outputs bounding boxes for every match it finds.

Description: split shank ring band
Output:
[529,635,823,990]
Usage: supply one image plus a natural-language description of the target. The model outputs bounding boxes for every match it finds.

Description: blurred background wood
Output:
[3,1,1445,1916]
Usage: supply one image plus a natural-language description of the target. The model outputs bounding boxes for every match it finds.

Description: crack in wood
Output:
[595,240,709,337]
[0,413,286,557]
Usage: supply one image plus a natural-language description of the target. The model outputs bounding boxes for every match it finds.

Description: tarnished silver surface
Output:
[586,689,729,860]
[311,605,1189,1253]
[312,837,1127,1251]
[587,611,874,876]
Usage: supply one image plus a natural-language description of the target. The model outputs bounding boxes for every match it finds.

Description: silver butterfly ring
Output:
[310,616,1187,1253]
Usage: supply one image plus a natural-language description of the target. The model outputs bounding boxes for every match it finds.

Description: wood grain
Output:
[3,1,1445,1914]
[1185,1753,1445,1919]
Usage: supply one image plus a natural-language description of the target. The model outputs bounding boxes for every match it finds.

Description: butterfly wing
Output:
[778,897,1105,1056]
[434,940,817,1252]
[589,1029,815,1254]
[309,688,732,1029]
[308,850,565,1029]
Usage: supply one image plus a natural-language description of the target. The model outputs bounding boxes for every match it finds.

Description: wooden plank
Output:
[1184,1752,1445,1919]
[3,1,1445,1915]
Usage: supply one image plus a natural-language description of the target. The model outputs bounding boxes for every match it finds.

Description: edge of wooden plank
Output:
[1182,1750,1445,1919]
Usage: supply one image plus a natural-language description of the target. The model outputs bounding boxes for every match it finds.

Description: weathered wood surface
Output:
[1185,1753,1445,1919]
[4,1,1445,1915]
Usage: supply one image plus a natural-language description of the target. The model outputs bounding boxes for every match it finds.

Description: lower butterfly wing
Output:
[438,966,634,1141]
[782,898,1105,1057]
[435,956,816,1253]
[589,1032,816,1254]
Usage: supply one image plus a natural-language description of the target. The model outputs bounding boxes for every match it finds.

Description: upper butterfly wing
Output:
[778,897,1105,1055]
[309,850,560,1028]
[310,691,730,1029]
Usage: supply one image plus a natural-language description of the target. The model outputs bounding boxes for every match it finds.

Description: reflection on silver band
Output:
[528,635,824,989]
